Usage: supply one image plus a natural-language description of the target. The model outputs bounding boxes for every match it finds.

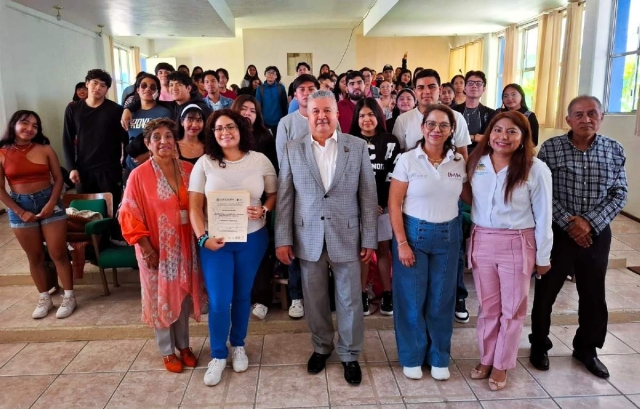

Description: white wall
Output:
[0,2,104,157]
[152,33,245,86]
[243,28,356,88]
[114,36,153,56]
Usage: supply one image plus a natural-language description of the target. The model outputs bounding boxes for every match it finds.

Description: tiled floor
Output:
[1,325,640,408]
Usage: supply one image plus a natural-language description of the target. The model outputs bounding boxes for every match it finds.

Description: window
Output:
[286,53,313,76]
[606,0,640,113]
[113,46,133,102]
[495,36,506,107]
[519,25,539,108]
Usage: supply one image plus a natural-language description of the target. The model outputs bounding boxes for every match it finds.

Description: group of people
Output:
[0,59,627,391]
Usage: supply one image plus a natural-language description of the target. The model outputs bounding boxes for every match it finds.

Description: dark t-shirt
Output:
[127,105,173,140]
[358,132,401,208]
[63,99,128,173]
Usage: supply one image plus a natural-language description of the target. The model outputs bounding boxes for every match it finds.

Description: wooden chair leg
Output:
[112,268,120,287]
[99,267,110,296]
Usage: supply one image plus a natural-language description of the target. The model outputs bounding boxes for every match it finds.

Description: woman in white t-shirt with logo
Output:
[388,104,471,382]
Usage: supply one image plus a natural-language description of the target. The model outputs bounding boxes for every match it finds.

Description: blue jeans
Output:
[392,214,461,368]
[288,258,303,300]
[8,185,66,229]
[200,227,268,359]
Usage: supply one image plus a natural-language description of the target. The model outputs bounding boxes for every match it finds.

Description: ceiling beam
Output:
[207,0,235,35]
[362,0,399,36]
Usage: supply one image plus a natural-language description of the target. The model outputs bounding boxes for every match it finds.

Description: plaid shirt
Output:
[537,132,628,234]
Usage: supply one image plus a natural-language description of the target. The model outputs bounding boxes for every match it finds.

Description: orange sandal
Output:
[179,347,198,368]
[163,354,183,373]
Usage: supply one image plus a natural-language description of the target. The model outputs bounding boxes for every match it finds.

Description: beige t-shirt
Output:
[189,151,277,234]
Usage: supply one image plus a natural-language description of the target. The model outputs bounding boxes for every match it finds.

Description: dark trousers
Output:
[530,223,611,357]
[77,168,123,211]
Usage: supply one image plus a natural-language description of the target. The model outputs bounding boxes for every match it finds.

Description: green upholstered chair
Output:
[63,193,138,295]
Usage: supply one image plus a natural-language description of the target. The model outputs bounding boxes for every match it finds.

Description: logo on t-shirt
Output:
[475,163,488,176]
[448,172,463,179]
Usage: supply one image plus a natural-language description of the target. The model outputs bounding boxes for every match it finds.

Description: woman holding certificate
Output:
[189,109,277,387]
[119,118,203,374]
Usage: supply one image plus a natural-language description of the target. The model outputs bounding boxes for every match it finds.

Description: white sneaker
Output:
[431,366,450,381]
[32,295,53,319]
[252,303,268,320]
[289,299,304,319]
[232,346,249,372]
[56,295,77,319]
[204,358,226,386]
[403,366,423,379]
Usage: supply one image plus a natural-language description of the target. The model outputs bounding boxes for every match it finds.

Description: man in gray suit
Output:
[275,90,378,385]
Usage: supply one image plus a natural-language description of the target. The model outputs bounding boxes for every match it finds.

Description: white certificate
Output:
[206,190,250,242]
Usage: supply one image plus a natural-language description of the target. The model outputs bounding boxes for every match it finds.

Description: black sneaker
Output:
[454,298,470,323]
[362,292,371,316]
[380,291,393,316]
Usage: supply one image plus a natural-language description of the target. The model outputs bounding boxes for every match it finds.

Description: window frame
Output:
[112,45,133,102]
[519,23,539,109]
[605,0,640,113]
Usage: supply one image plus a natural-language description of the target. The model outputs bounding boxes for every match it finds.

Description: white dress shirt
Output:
[391,148,467,223]
[470,154,553,266]
[392,108,472,151]
[310,131,338,191]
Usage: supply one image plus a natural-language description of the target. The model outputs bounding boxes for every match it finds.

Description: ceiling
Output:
[13,0,568,38]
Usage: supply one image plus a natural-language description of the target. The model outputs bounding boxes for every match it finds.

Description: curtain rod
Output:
[492,1,585,36]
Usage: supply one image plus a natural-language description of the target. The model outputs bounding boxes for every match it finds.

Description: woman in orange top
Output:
[0,110,75,320]
[119,118,203,373]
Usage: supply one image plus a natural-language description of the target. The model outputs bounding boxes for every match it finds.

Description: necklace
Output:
[13,143,32,152]
[154,158,184,207]
[428,157,443,168]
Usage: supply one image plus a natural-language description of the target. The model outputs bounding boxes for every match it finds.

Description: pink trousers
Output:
[468,226,536,370]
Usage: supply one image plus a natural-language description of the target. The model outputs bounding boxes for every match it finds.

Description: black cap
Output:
[383,64,394,72]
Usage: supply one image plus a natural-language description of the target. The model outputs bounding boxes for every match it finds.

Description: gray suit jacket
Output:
[275,132,378,263]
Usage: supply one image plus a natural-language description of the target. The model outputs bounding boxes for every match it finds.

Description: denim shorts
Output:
[7,186,67,229]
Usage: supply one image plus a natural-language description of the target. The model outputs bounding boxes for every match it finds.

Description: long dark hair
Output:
[411,104,457,156]
[500,83,529,111]
[0,110,50,148]
[399,68,413,87]
[390,88,416,120]
[178,106,205,142]
[243,64,257,81]
[231,95,272,146]
[204,109,253,168]
[319,64,330,76]
[467,111,535,203]
[334,73,347,102]
[72,82,87,102]
[349,97,387,136]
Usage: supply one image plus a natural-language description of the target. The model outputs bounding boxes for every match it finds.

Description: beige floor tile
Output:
[480,399,560,408]
[0,342,26,368]
[613,253,640,267]
[255,365,329,408]
[519,327,573,357]
[607,323,640,353]
[379,329,398,361]
[182,367,258,406]
[2,258,31,275]
[550,325,635,355]
[0,302,44,328]
[0,375,56,409]
[96,300,142,325]
[105,370,191,408]
[598,354,640,394]
[0,286,33,312]
[611,218,640,234]
[407,404,482,409]
[615,234,640,251]
[0,341,85,375]
[605,290,640,309]
[451,327,480,360]
[333,405,406,409]
[362,330,389,362]
[130,337,206,371]
[606,269,640,286]
[326,362,402,405]
[197,335,263,368]
[391,361,475,403]
[522,356,619,397]
[554,395,638,409]
[37,300,114,328]
[63,339,145,373]
[626,394,640,406]
[611,238,637,252]
[262,332,312,365]
[0,249,29,267]
[0,232,16,247]
[31,372,125,409]
[456,359,548,400]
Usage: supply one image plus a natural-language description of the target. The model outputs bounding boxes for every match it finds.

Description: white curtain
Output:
[465,40,484,72]
[556,2,585,128]
[449,47,466,80]
[502,25,519,86]
[533,11,563,127]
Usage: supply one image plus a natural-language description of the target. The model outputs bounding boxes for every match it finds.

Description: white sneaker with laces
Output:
[431,366,450,381]
[403,366,423,379]
[32,295,53,319]
[56,295,77,319]
[252,303,268,320]
[232,346,249,372]
[289,299,304,319]
[204,358,226,386]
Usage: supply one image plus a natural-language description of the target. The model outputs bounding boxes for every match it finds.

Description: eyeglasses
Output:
[466,80,484,87]
[213,124,238,133]
[424,121,451,132]
[265,70,277,75]
[140,83,158,91]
